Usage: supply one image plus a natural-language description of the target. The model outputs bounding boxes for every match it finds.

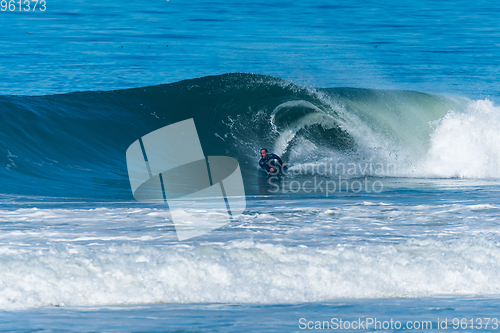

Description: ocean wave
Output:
[0,73,497,199]
[1,237,499,309]
[0,201,499,310]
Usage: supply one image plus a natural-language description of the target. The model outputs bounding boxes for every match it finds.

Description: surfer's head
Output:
[260,148,268,159]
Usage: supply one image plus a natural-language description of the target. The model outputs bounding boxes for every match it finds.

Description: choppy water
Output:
[1,0,500,332]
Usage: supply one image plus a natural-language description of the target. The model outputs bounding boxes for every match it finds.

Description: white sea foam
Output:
[416,99,500,178]
[0,202,499,310]
[0,237,500,310]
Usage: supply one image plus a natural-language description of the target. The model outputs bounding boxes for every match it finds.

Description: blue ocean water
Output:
[1,0,500,332]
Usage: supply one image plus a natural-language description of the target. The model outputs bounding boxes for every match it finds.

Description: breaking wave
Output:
[0,73,497,199]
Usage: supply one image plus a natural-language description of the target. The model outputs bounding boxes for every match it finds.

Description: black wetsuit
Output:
[259,153,284,174]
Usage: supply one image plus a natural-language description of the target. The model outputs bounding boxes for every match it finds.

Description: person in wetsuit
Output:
[259,148,284,174]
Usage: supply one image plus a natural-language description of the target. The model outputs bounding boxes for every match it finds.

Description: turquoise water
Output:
[1,0,500,332]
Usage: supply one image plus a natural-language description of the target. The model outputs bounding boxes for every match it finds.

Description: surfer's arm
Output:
[270,154,284,166]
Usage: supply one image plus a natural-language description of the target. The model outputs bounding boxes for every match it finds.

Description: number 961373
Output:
[1,0,46,11]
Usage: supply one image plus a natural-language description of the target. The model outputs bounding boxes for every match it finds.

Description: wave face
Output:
[0,73,494,199]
